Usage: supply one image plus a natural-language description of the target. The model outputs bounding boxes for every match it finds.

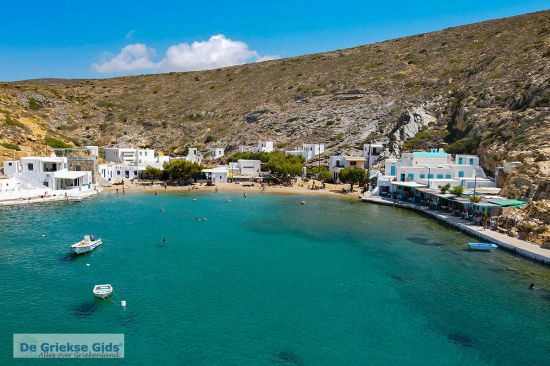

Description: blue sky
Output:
[1,0,548,81]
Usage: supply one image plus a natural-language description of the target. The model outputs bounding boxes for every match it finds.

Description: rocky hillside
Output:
[1,10,549,200]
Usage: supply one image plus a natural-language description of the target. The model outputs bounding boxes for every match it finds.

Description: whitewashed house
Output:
[105,147,156,165]
[286,143,325,160]
[376,149,495,194]
[98,163,147,182]
[185,147,202,164]
[329,155,367,183]
[228,159,262,179]
[202,166,229,184]
[0,177,19,193]
[209,147,225,160]
[1,156,94,201]
[100,147,169,182]
[254,141,274,153]
[363,142,386,166]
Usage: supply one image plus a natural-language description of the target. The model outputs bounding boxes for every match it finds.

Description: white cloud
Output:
[92,43,156,74]
[92,35,278,74]
[125,29,136,39]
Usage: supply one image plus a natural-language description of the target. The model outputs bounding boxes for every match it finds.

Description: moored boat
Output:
[468,242,498,251]
[71,235,102,254]
[93,284,113,298]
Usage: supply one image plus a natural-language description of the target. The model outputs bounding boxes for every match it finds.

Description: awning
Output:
[54,171,87,179]
[488,199,526,208]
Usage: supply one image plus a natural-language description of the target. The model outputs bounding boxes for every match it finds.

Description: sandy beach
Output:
[101,179,363,200]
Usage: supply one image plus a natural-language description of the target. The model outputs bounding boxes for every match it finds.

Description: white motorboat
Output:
[71,235,102,254]
[93,284,113,299]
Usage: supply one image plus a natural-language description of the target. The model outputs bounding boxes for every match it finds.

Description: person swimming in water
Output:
[243,192,247,198]
[529,283,535,289]
[161,238,167,243]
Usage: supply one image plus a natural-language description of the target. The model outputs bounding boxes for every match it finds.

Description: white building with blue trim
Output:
[377,149,495,194]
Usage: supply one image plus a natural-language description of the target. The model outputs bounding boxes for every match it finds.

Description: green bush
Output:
[449,185,464,197]
[28,98,42,110]
[45,136,71,148]
[469,195,482,203]
[403,129,449,150]
[444,137,480,154]
[438,183,451,194]
[0,142,21,151]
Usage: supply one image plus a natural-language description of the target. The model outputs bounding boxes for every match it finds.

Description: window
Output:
[445,174,452,179]
[469,158,474,165]
[390,165,396,175]
[458,171,464,178]
[458,157,463,164]
[437,174,443,179]
[407,173,414,181]
[420,174,425,179]
[8,162,12,166]
[350,161,356,166]
[27,163,34,171]
[428,174,434,179]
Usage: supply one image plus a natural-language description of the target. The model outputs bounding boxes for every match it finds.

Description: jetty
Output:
[361,195,550,265]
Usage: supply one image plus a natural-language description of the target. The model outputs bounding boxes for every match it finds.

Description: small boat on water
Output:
[468,242,498,251]
[71,235,102,254]
[93,284,113,299]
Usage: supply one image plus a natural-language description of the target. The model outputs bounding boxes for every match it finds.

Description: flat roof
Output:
[21,156,65,162]
[391,181,426,187]
[412,151,448,157]
[54,171,87,179]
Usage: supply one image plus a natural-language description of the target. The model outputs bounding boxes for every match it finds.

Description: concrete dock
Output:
[361,195,550,266]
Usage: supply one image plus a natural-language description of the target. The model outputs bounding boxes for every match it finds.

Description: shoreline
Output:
[361,195,550,266]
[101,181,362,200]
[0,187,101,207]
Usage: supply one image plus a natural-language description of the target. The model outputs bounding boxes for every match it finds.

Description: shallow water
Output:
[0,192,549,365]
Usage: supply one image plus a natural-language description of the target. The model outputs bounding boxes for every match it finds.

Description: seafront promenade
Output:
[361,195,550,265]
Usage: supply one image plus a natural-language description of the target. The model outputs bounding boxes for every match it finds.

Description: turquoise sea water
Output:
[0,192,549,365]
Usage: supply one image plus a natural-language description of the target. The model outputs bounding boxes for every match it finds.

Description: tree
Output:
[338,167,367,192]
[265,152,303,184]
[438,183,451,194]
[317,168,333,183]
[449,185,464,197]
[143,166,163,181]
[163,160,202,183]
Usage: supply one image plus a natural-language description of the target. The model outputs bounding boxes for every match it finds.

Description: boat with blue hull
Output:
[468,242,498,251]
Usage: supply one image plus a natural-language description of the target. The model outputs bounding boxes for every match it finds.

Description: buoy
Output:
[42,234,45,237]
[86,263,90,267]
[121,300,127,307]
